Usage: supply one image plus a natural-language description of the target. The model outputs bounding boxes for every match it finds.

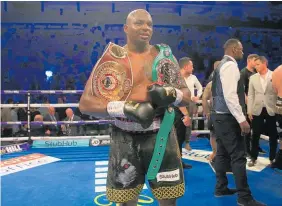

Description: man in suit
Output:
[44,107,60,136]
[31,114,45,136]
[240,54,266,156]
[247,56,278,167]
[61,108,84,136]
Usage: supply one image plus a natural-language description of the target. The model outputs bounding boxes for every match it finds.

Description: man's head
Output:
[34,114,43,122]
[65,108,73,119]
[48,107,55,115]
[254,56,268,74]
[58,97,63,103]
[179,57,193,75]
[246,54,259,69]
[223,38,244,60]
[124,9,153,47]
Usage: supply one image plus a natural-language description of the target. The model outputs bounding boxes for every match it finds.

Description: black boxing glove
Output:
[107,101,155,129]
[147,83,183,107]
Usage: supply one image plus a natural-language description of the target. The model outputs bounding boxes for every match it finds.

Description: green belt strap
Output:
[147,44,176,180]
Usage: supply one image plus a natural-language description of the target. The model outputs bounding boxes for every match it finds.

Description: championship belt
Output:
[91,42,133,101]
[147,44,177,180]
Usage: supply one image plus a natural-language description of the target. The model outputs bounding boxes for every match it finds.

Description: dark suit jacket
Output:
[43,113,60,136]
[64,115,84,136]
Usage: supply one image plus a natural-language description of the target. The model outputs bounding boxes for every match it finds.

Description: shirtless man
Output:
[202,61,220,161]
[79,9,191,206]
[271,65,282,170]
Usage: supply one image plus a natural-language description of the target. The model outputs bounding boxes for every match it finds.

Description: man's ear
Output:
[124,24,128,35]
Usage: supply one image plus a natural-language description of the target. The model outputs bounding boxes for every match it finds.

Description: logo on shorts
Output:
[156,168,180,182]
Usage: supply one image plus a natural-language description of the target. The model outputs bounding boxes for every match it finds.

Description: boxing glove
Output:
[107,101,155,129]
[147,83,183,107]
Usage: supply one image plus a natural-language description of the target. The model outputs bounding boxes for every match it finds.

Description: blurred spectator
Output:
[43,107,60,136]
[56,96,67,120]
[61,108,84,136]
[1,99,14,137]
[31,114,45,136]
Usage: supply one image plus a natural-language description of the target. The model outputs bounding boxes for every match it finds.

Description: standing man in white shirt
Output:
[180,57,203,151]
[247,56,278,167]
[211,39,265,206]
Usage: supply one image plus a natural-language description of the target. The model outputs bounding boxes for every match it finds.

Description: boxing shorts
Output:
[106,124,185,203]
[276,96,282,138]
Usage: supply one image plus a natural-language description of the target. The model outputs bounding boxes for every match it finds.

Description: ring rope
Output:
[0,130,211,142]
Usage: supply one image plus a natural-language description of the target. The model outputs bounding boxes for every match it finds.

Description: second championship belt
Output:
[91,42,133,101]
[147,44,177,180]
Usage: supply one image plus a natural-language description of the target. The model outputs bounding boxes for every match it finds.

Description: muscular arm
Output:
[202,82,212,116]
[79,65,109,119]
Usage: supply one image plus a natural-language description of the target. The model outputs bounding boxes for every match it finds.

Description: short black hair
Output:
[223,38,240,50]
[179,57,192,69]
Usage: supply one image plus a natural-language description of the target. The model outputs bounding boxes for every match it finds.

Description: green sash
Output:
[147,44,177,180]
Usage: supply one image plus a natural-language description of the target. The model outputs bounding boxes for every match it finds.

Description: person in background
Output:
[44,107,60,136]
[1,99,14,137]
[247,56,278,167]
[240,54,266,156]
[211,38,265,206]
[31,114,45,136]
[61,108,84,136]
[179,57,203,151]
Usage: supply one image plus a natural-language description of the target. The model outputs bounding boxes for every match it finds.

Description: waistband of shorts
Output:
[113,117,161,133]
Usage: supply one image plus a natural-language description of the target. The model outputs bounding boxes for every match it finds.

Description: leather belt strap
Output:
[147,44,176,180]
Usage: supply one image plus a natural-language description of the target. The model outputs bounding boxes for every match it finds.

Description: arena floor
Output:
[1,138,282,206]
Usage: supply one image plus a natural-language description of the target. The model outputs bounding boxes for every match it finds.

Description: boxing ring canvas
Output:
[1,138,281,206]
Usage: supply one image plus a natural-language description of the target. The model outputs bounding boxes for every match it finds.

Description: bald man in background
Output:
[61,108,83,136]
[271,65,282,170]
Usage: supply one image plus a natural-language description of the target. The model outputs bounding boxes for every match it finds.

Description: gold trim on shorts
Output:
[106,184,143,203]
[151,183,185,200]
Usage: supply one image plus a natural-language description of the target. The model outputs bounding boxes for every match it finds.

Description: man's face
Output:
[185,61,194,74]
[255,59,266,74]
[124,11,153,45]
[247,57,257,69]
[233,42,244,60]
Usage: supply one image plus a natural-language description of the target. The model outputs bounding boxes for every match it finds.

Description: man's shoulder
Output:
[250,73,259,80]
[240,67,247,74]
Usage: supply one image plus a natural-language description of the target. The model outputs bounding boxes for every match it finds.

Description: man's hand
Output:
[182,115,191,127]
[192,96,199,102]
[248,114,253,121]
[204,112,210,120]
[239,121,250,135]
[147,83,182,107]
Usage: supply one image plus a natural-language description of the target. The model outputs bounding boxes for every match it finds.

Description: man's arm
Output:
[220,62,246,123]
[172,55,191,106]
[194,76,203,98]
[79,68,109,118]
[202,82,212,116]
[247,76,255,116]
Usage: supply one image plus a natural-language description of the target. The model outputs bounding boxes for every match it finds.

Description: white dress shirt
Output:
[183,74,203,98]
[218,55,246,123]
[259,70,270,93]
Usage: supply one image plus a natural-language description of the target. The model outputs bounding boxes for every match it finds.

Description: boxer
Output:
[271,65,282,170]
[79,9,191,206]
